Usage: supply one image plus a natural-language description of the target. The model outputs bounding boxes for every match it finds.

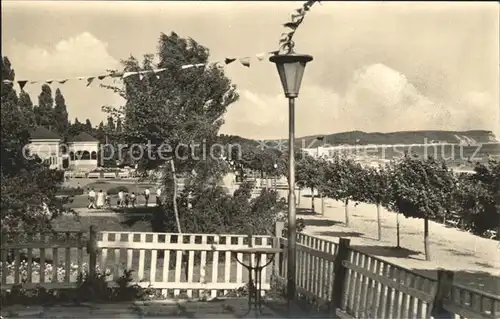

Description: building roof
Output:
[30,126,62,140]
[68,132,99,142]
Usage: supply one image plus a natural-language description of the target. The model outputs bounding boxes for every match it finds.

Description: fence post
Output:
[87,226,98,278]
[330,237,351,314]
[430,269,455,319]
[274,222,285,275]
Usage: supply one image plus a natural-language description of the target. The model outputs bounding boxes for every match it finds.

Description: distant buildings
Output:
[28,126,99,171]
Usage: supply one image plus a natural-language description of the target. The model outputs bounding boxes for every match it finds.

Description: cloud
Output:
[222,63,500,139]
[221,86,341,139]
[4,32,123,124]
[7,32,119,79]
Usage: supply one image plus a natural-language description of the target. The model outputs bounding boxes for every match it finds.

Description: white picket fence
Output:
[1,231,275,299]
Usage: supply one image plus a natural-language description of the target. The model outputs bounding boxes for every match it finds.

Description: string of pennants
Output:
[2,0,318,91]
[2,51,278,91]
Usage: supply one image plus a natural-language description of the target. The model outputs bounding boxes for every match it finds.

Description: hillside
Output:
[221,130,500,165]
[264,130,498,148]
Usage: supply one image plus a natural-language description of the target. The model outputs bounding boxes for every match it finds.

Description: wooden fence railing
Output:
[276,229,500,319]
[2,227,498,318]
[0,231,87,290]
[96,230,274,298]
[1,228,274,299]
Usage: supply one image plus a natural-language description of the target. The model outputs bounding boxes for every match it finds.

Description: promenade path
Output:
[0,299,281,318]
[285,188,500,295]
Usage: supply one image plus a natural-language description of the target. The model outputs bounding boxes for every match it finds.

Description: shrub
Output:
[107,186,129,195]
[56,186,84,196]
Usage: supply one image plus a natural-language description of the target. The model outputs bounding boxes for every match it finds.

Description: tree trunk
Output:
[396,211,401,248]
[424,217,430,261]
[297,188,301,206]
[170,159,182,234]
[321,194,325,216]
[170,160,187,279]
[311,187,315,213]
[344,199,349,226]
[376,203,381,241]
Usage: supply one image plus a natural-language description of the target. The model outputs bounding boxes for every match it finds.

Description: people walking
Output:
[118,190,125,207]
[156,187,162,206]
[144,188,150,207]
[105,193,111,208]
[130,192,137,207]
[96,190,105,208]
[124,191,130,207]
[88,188,96,209]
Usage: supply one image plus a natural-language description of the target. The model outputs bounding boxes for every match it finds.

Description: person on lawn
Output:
[156,187,162,206]
[143,188,150,207]
[105,193,111,208]
[130,192,137,208]
[96,190,105,209]
[124,191,130,207]
[118,190,124,207]
[88,188,96,209]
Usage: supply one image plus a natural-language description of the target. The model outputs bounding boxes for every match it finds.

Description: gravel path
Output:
[277,188,500,295]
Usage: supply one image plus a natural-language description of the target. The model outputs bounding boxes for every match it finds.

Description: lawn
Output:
[63,179,158,208]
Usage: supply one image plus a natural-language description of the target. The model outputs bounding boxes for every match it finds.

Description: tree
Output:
[53,88,69,135]
[454,160,500,236]
[85,119,93,133]
[66,117,84,137]
[320,157,365,226]
[103,32,239,233]
[18,91,35,127]
[35,84,54,129]
[389,155,455,260]
[296,154,325,213]
[362,166,392,241]
[106,115,116,132]
[115,118,122,133]
[1,56,69,233]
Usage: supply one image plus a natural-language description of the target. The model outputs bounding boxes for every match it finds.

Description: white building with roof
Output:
[28,127,100,171]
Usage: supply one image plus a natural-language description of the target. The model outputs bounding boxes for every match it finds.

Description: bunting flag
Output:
[1,51,278,90]
[278,0,319,53]
[2,0,321,91]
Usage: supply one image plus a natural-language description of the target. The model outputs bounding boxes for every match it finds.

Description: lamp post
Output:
[269,52,313,307]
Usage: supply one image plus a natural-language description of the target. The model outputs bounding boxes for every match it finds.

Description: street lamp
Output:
[269,52,313,306]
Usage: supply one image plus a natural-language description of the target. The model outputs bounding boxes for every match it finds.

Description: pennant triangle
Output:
[284,22,299,30]
[17,80,28,90]
[224,58,237,65]
[256,53,267,61]
[86,77,95,87]
[58,79,68,84]
[139,74,144,80]
[98,75,107,80]
[46,80,54,84]
[239,57,251,67]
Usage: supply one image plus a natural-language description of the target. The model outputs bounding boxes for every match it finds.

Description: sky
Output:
[2,1,499,139]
